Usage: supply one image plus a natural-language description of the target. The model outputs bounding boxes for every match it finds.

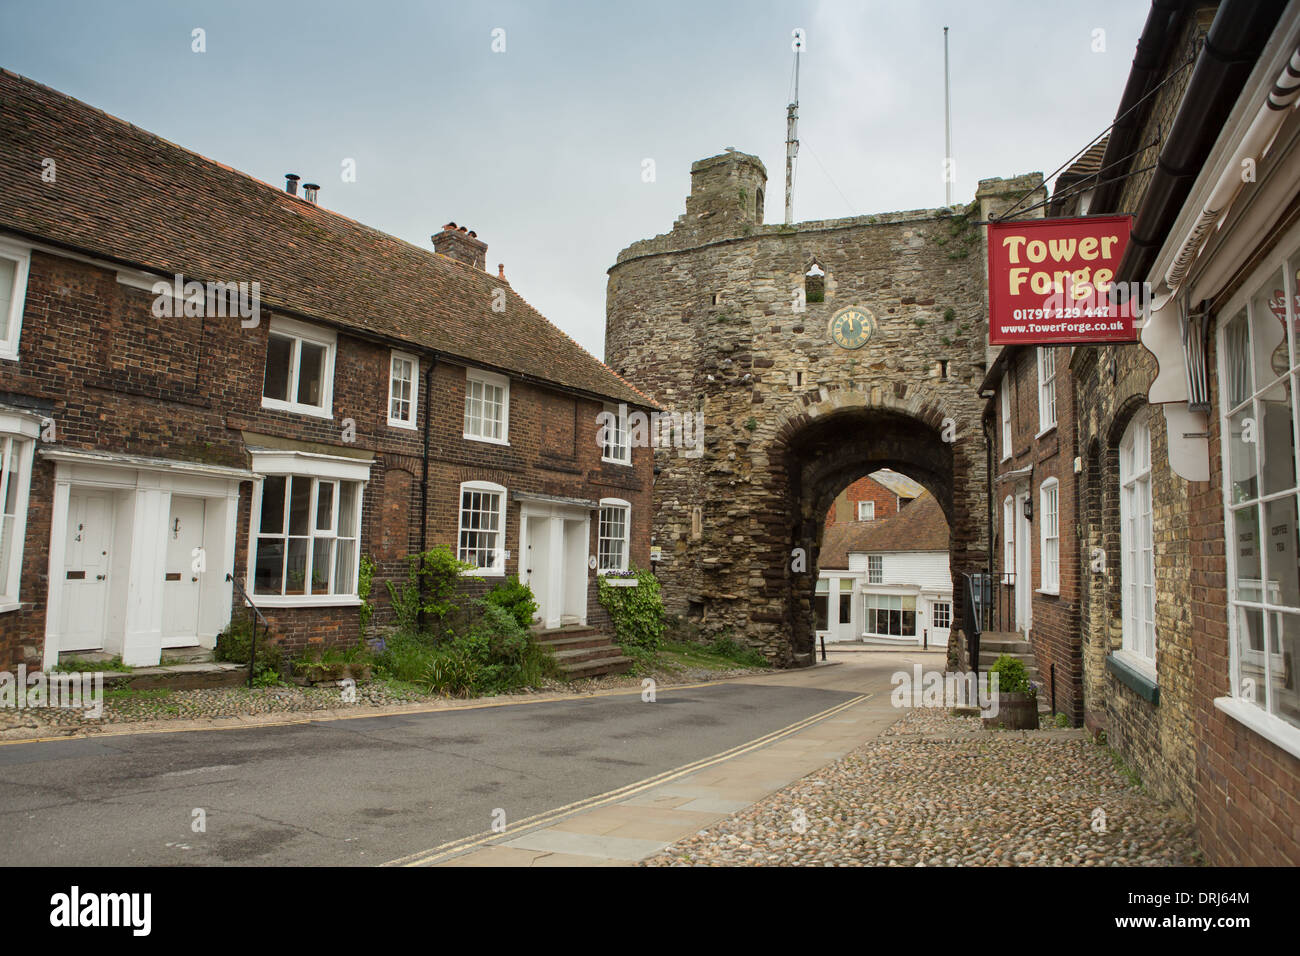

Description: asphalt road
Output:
[0,668,894,866]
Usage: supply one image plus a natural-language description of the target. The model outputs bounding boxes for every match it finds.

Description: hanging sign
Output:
[987,215,1137,346]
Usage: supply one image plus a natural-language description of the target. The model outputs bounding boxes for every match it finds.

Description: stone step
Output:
[103,661,248,691]
[550,645,627,667]
[560,655,633,679]
[160,646,215,664]
[535,633,615,651]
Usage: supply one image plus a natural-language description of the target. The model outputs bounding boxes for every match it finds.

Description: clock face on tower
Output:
[829,306,875,350]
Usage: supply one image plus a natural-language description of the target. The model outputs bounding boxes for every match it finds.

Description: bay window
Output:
[1218,244,1300,736]
[253,476,361,599]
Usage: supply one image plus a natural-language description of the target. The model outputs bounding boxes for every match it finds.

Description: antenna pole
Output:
[785,37,801,225]
[944,26,952,208]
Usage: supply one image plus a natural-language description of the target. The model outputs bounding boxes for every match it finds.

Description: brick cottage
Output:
[0,69,654,670]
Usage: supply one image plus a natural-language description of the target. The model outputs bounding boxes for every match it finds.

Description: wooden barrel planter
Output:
[982,691,1038,730]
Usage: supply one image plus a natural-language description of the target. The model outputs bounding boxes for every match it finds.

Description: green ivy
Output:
[597,567,665,652]
[387,545,481,637]
[358,554,376,639]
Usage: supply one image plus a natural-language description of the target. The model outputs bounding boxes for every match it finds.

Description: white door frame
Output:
[1014,484,1032,635]
[42,451,248,668]
[518,501,590,630]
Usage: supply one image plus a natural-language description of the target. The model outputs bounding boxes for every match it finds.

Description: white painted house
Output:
[815,492,953,648]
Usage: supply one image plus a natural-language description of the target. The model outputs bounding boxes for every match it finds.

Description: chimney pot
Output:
[285,173,300,195]
[302,183,320,204]
[431,221,488,270]
[498,263,505,279]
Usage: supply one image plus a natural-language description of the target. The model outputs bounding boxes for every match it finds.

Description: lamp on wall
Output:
[1023,497,1033,522]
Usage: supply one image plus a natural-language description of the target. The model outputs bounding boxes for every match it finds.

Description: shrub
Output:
[598,567,665,652]
[386,546,480,636]
[484,576,538,631]
[215,617,284,682]
[989,654,1032,695]
[358,554,376,639]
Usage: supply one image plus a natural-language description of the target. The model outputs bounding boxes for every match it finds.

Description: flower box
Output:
[603,577,639,587]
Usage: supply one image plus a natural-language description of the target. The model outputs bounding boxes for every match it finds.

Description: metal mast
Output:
[785,35,802,225]
[944,26,952,207]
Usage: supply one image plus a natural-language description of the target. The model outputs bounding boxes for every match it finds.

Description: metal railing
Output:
[962,572,982,703]
[227,573,270,687]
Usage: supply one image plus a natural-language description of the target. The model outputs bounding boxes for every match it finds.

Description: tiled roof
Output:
[0,69,652,408]
[819,492,949,569]
[1050,135,1109,214]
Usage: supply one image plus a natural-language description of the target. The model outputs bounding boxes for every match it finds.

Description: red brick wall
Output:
[1,248,652,666]
[824,475,900,528]
[991,346,1082,723]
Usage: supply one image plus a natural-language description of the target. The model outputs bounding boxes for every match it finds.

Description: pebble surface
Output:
[642,709,1200,867]
[0,661,766,738]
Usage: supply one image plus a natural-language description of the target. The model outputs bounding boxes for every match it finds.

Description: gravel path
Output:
[642,708,1200,866]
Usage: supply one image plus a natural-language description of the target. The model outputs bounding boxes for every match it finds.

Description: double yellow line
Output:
[384,692,870,867]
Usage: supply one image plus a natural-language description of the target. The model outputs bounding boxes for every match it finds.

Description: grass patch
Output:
[52,656,132,673]
[644,639,771,674]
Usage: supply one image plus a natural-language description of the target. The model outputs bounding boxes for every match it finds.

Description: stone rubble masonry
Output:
[606,147,1044,664]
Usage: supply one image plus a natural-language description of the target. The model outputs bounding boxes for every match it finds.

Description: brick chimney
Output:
[432,222,487,270]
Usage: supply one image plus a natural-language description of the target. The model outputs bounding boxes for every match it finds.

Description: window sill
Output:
[0,601,21,614]
[463,433,510,447]
[1036,587,1060,597]
[1105,651,1159,705]
[247,595,361,609]
[461,567,505,578]
[0,349,18,363]
[261,398,333,420]
[1034,424,1058,440]
[601,457,632,467]
[388,419,418,431]
[1214,696,1300,762]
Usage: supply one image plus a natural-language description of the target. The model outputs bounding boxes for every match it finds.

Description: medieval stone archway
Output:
[605,149,1040,665]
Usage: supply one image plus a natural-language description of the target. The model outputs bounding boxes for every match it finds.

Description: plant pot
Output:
[982,691,1038,730]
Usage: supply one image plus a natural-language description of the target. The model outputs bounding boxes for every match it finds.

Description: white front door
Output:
[60,491,114,652]
[523,515,553,626]
[1015,488,1032,634]
[929,599,952,647]
[162,495,205,646]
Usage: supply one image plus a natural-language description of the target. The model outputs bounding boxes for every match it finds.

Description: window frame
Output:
[1119,410,1156,671]
[249,474,364,607]
[260,316,336,419]
[597,497,631,573]
[932,601,952,630]
[387,350,419,430]
[457,480,507,576]
[857,500,875,521]
[1214,228,1300,754]
[867,554,883,585]
[601,402,631,465]
[0,412,39,612]
[1037,347,1058,435]
[463,368,510,445]
[0,240,32,362]
[1039,478,1060,595]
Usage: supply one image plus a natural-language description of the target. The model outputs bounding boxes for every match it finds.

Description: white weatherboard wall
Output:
[849,550,951,590]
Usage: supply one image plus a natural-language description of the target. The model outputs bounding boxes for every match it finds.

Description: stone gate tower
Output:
[606,149,1043,664]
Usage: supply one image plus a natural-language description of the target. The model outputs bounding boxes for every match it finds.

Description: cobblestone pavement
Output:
[641,709,1201,866]
[0,662,765,739]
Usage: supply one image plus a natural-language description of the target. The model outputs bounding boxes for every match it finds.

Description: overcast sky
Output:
[0,0,1150,359]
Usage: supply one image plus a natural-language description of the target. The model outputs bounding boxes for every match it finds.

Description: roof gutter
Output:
[1090,0,1187,215]
[1116,0,1288,284]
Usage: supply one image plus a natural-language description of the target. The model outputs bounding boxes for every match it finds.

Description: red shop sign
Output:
[987,215,1137,346]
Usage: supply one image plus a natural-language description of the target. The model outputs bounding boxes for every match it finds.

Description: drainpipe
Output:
[1116,0,1287,283]
[418,355,438,632]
